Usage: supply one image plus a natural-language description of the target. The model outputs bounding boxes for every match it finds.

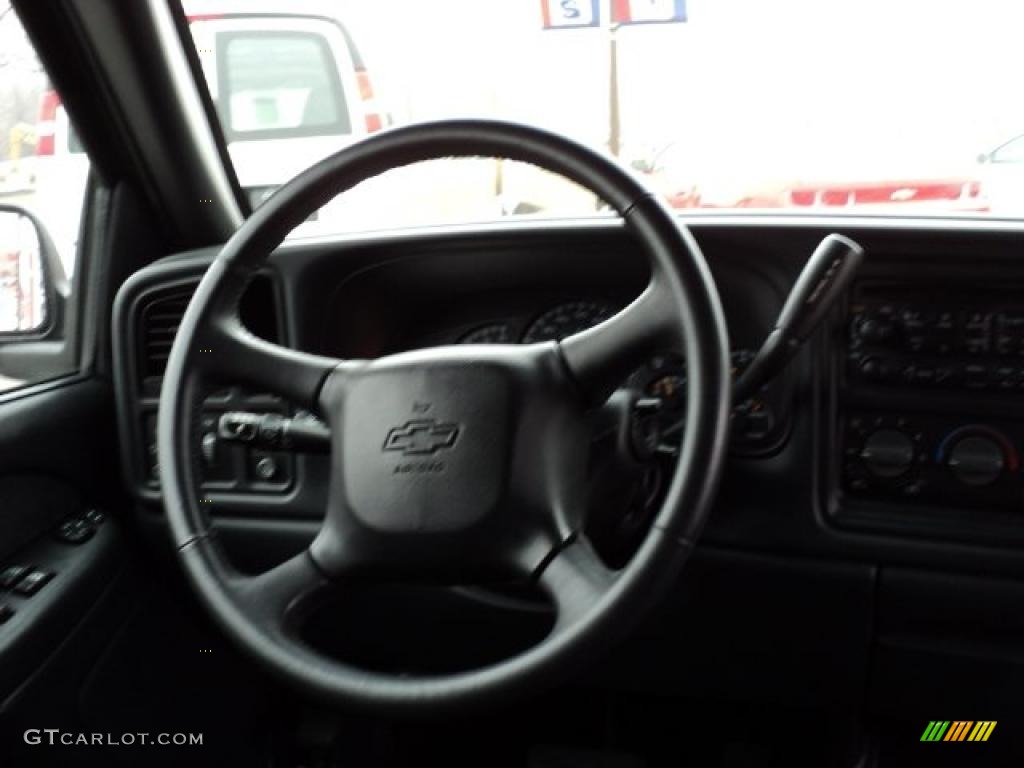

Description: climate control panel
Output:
[843,413,1023,511]
[835,277,1024,526]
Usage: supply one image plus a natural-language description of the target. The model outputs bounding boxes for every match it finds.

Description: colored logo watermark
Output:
[921,721,996,742]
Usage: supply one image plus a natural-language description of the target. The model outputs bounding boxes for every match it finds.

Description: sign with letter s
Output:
[540,0,601,29]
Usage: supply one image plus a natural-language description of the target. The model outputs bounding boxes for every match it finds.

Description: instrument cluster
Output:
[457,300,617,346]
[457,301,773,449]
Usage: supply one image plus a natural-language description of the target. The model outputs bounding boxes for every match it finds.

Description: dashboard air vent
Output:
[138,286,194,393]
[134,275,278,396]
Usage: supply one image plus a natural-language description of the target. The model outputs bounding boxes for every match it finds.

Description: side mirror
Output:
[0,204,69,338]
[977,152,991,165]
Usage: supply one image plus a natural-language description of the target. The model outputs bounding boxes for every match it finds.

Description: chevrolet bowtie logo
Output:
[383,420,460,455]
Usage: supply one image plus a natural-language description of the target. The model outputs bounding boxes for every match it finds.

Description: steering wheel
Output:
[159,120,731,714]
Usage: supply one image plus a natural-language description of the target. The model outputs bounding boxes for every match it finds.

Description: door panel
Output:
[0,379,122,699]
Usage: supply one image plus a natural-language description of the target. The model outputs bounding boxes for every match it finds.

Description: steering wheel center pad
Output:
[312,345,588,581]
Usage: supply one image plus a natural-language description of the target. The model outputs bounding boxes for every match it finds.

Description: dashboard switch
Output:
[201,432,218,465]
[253,454,280,482]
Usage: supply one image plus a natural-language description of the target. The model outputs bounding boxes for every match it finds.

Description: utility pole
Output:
[608,21,621,158]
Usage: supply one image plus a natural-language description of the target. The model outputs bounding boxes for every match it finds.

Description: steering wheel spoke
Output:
[536,536,617,632]
[558,279,677,405]
[198,319,342,411]
[231,548,333,635]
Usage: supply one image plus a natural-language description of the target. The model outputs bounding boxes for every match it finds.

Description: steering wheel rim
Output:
[158,119,731,714]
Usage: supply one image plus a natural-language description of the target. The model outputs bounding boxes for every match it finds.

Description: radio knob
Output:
[860,429,915,478]
[858,356,881,380]
[856,313,896,344]
[947,435,1005,487]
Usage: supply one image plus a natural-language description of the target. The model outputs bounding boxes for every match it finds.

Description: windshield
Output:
[180,0,1024,235]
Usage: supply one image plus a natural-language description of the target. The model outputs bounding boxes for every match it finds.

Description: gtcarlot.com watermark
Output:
[24,729,203,747]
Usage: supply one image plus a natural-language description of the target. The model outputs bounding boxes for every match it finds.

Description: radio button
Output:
[966,311,992,328]
[965,337,990,355]
[996,311,1024,329]
[934,366,956,386]
[914,367,940,386]
[995,367,1018,390]
[965,365,990,389]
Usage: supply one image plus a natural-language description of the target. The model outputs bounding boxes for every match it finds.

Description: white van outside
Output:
[186,0,387,206]
[31,0,388,271]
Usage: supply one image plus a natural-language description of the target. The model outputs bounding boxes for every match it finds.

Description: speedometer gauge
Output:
[521,301,616,344]
[458,323,514,344]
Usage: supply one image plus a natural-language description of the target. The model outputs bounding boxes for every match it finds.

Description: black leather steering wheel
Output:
[158,119,731,714]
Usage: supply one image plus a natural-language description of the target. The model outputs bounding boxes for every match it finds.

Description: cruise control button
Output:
[13,570,53,596]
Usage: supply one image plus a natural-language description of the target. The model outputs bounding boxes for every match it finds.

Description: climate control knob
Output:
[947,435,1005,487]
[860,429,915,479]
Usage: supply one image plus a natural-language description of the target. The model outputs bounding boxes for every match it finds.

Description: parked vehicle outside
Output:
[639,140,988,214]
[185,0,388,203]
[783,175,988,214]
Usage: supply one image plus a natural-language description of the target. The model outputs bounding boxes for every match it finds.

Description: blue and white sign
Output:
[540,0,601,29]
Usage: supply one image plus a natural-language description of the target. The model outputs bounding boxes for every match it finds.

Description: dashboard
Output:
[110,219,1024,581]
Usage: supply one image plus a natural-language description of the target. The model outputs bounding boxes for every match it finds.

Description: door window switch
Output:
[83,509,105,525]
[13,570,53,596]
[0,604,13,624]
[0,565,31,589]
[55,519,94,544]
